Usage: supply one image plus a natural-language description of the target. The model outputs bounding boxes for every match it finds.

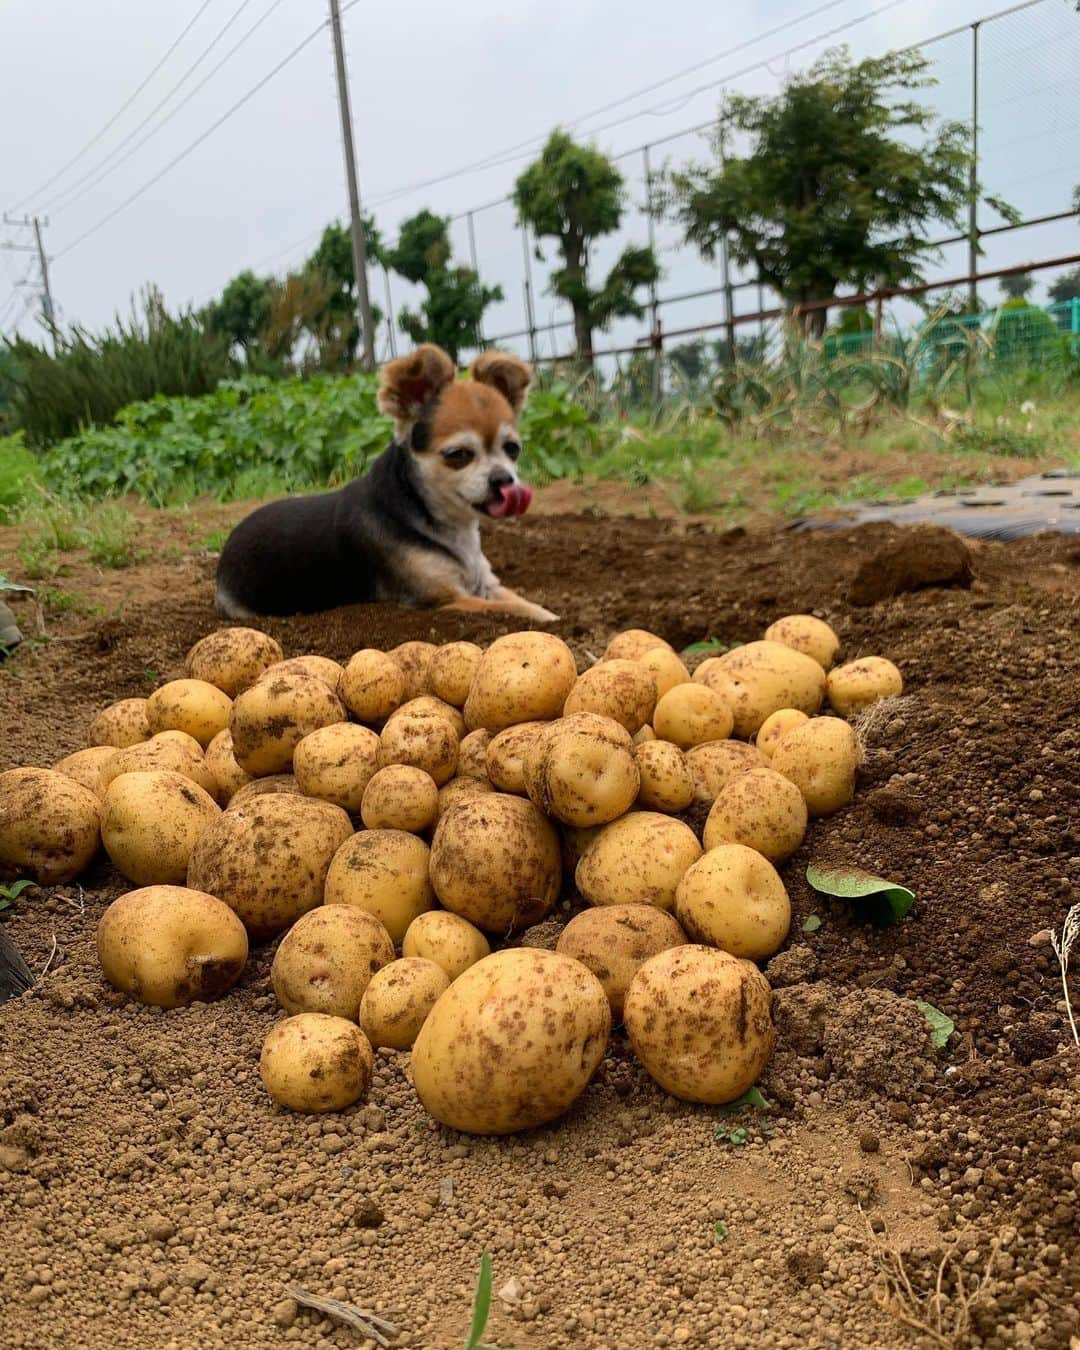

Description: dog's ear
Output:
[378,344,456,433]
[470,352,532,416]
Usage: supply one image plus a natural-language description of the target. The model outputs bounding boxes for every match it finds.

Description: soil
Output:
[1,509,1078,1350]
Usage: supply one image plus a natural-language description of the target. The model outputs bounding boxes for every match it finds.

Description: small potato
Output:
[228,774,300,808]
[638,646,691,699]
[387,696,466,740]
[185,626,283,696]
[203,729,252,803]
[293,723,380,814]
[378,713,458,786]
[653,682,734,750]
[633,724,656,745]
[674,843,791,960]
[359,957,451,1050]
[97,885,248,1008]
[685,740,768,806]
[52,745,116,799]
[402,911,490,981]
[827,657,903,717]
[100,731,217,797]
[624,946,775,1104]
[576,812,702,912]
[230,670,346,776]
[563,659,657,735]
[464,632,578,733]
[271,905,394,1017]
[436,776,494,821]
[388,641,438,700]
[556,904,687,1017]
[260,1014,373,1113]
[146,678,232,749]
[634,740,694,813]
[764,614,840,671]
[713,641,827,737]
[770,717,859,817]
[101,770,220,886]
[703,767,808,863]
[261,655,345,690]
[88,698,150,749]
[360,765,439,833]
[524,713,639,828]
[457,728,493,780]
[339,649,406,723]
[0,767,101,885]
[485,721,549,794]
[756,708,810,760]
[428,641,484,707]
[324,829,435,943]
[603,629,672,661]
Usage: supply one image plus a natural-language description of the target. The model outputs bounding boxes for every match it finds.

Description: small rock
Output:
[272,1298,298,1329]
[498,1276,523,1307]
[1028,929,1052,947]
[319,1133,347,1155]
[176,1260,211,1289]
[766,946,819,988]
[858,1130,880,1154]
[143,1215,175,1243]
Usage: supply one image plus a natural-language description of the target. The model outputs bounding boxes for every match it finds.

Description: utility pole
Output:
[967,21,981,315]
[2,213,58,352]
[327,0,376,371]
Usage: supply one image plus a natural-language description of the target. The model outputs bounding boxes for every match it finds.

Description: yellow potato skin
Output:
[359,958,451,1050]
[0,767,101,886]
[524,714,639,828]
[770,717,859,817]
[146,679,233,749]
[576,812,702,912]
[485,721,549,794]
[634,740,694,813]
[100,732,217,797]
[637,646,691,699]
[674,843,791,961]
[271,905,394,1017]
[338,649,406,724]
[556,904,687,1017]
[714,641,827,737]
[293,723,381,814]
[563,659,657,735]
[52,745,116,799]
[360,765,439,833]
[378,713,458,786]
[653,683,734,749]
[388,641,438,700]
[227,774,301,808]
[260,655,345,690]
[703,767,809,864]
[402,911,491,981]
[427,642,484,708]
[456,729,493,780]
[230,671,346,777]
[463,632,578,733]
[685,740,769,805]
[101,770,220,887]
[387,695,467,740]
[88,698,151,749]
[260,1014,374,1113]
[764,615,840,671]
[755,709,810,760]
[827,657,903,717]
[603,629,672,661]
[185,627,283,696]
[203,730,252,803]
[435,776,494,821]
[324,829,435,943]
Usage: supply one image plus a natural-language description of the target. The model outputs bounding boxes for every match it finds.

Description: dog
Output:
[214,344,557,622]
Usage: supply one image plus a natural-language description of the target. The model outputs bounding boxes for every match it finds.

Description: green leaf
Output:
[714,1220,728,1244]
[721,1086,771,1113]
[805,863,915,927]
[463,1252,494,1350]
[0,575,34,595]
[682,636,740,655]
[802,914,822,933]
[915,1000,954,1049]
[0,880,36,903]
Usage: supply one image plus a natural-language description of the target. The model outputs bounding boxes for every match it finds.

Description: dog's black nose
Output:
[488,469,514,490]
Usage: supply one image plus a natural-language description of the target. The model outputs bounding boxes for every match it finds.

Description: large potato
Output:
[402,910,490,981]
[293,723,380,814]
[436,775,494,821]
[360,765,439,833]
[378,712,458,785]
[324,829,434,943]
[576,812,702,912]
[524,713,639,827]
[563,659,657,735]
[261,655,345,690]
[101,770,220,886]
[0,767,101,885]
[52,745,116,799]
[97,885,248,1008]
[359,958,450,1050]
[203,729,252,803]
[271,905,394,1017]
[555,905,687,1017]
[703,767,809,864]
[653,683,734,749]
[686,739,768,806]
[430,794,560,932]
[770,717,859,817]
[188,795,351,940]
[88,698,151,749]
[755,708,809,760]
[260,1014,374,1113]
[146,679,232,748]
[485,721,549,794]
[638,645,691,699]
[692,658,741,704]
[185,626,283,696]
[633,740,693,813]
[411,949,611,1134]
[674,843,791,960]
[339,649,406,723]
[827,657,903,717]
[603,629,672,661]
[713,641,827,737]
[100,731,217,797]
[457,729,493,781]
[388,641,437,700]
[764,615,840,670]
[624,946,775,1104]
[387,695,466,740]
[228,773,301,808]
[230,670,346,776]
[464,632,577,733]
[428,641,484,707]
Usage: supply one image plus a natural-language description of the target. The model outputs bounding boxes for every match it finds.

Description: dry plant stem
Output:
[285,1287,399,1346]
[1049,904,1079,1047]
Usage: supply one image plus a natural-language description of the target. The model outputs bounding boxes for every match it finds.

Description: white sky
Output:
[2,0,1078,354]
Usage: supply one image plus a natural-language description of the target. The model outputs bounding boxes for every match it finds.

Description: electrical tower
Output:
[2,214,59,351]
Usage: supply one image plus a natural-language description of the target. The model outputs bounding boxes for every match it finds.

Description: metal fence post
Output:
[968,21,981,314]
[643,144,663,405]
[520,223,538,364]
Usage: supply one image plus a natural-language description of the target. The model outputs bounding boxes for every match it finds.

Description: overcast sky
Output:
[2,0,1077,354]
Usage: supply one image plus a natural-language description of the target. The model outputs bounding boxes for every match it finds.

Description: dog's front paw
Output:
[528,604,560,623]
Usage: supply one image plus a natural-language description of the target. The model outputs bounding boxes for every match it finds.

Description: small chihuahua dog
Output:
[215,344,556,623]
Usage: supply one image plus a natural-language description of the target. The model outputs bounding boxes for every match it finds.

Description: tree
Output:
[1048,266,1080,304]
[302,219,384,368]
[513,130,660,361]
[202,271,272,357]
[999,272,1034,301]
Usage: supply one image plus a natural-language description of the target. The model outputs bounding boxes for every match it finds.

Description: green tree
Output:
[999,272,1034,301]
[203,270,272,357]
[302,219,384,368]
[512,130,660,361]
[1049,266,1080,304]
[385,210,451,284]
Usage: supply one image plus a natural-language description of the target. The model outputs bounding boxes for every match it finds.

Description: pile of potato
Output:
[0,619,904,1133]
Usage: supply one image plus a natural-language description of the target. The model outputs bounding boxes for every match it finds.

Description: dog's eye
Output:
[503,441,521,462]
[441,447,475,469]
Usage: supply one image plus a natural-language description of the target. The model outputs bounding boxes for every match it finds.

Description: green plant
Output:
[85,503,144,568]
[0,879,35,913]
[0,432,40,521]
[462,1253,509,1350]
[806,863,915,926]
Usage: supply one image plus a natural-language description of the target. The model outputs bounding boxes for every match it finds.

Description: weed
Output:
[16,536,58,581]
[201,527,230,552]
[85,504,145,569]
[462,1252,510,1350]
[0,879,36,913]
[713,1220,729,1244]
[42,588,95,617]
[1049,903,1079,1047]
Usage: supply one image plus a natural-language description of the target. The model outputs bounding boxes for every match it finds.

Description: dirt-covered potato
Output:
[674,843,791,960]
[203,729,252,803]
[227,774,301,808]
[764,614,840,670]
[359,957,450,1050]
[411,949,611,1134]
[556,905,687,1017]
[360,765,439,833]
[770,716,859,817]
[378,712,458,785]
[524,713,639,827]
[146,678,232,749]
[485,721,549,794]
[261,655,345,690]
[387,695,466,739]
[293,723,380,814]
[436,776,493,821]
[634,740,694,813]
[463,632,578,733]
[703,767,808,863]
[633,724,656,745]
[563,659,657,735]
[270,905,394,1017]
[101,770,220,886]
[691,658,741,704]
[712,640,827,737]
[624,946,775,1103]
[184,626,283,696]
[52,745,116,799]
[188,794,352,940]
[430,793,560,932]
[755,708,810,760]
[456,728,493,781]
[388,641,438,700]
[0,767,101,885]
[260,1014,373,1113]
[428,641,484,708]
[97,885,248,1008]
[638,645,691,699]
[827,656,903,717]
[88,697,151,749]
[603,629,672,661]
[324,829,434,942]
[685,739,768,805]
[402,910,491,981]
[338,649,406,724]
[653,682,734,750]
[229,670,346,776]
[100,731,218,797]
[576,812,702,912]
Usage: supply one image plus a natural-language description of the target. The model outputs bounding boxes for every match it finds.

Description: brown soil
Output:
[1,511,1078,1350]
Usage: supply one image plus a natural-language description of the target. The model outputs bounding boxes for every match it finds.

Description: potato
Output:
[563,659,657,735]
[387,695,466,740]
[603,629,672,661]
[184,626,283,696]
[411,949,610,1134]
[436,776,494,821]
[638,645,691,699]
[770,716,858,817]
[653,682,734,749]
[228,773,301,808]
[523,713,639,827]
[556,904,687,1017]
[485,721,549,794]
[100,731,217,797]
[271,905,394,1017]
[230,670,346,776]
[146,678,232,749]
[674,843,791,960]
[576,811,702,913]
[203,729,252,803]
[457,728,493,781]
[430,794,560,932]
[339,649,406,723]
[402,910,490,981]
[261,654,345,690]
[755,708,810,760]
[88,698,151,749]
[703,767,808,863]
[52,745,116,799]
[97,885,248,1008]
[101,770,220,886]
[764,614,840,671]
[0,767,101,885]
[633,724,656,745]
[359,957,450,1049]
[188,794,351,940]
[464,632,577,733]
[713,640,827,737]
[685,739,768,805]
[293,723,380,814]
[378,712,458,785]
[324,829,434,942]
[691,658,740,703]
[633,740,693,813]
[624,946,775,1103]
[260,1014,374,1113]
[388,640,437,699]
[360,765,439,833]
[827,656,903,717]
[428,641,484,707]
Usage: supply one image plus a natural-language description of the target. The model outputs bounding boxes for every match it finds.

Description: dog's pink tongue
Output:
[498,482,533,516]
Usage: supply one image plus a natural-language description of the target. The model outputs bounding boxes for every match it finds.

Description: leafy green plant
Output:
[802,914,822,933]
[462,1253,509,1350]
[85,503,144,569]
[806,863,915,926]
[0,880,36,913]
[0,432,40,521]
[713,1220,729,1244]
